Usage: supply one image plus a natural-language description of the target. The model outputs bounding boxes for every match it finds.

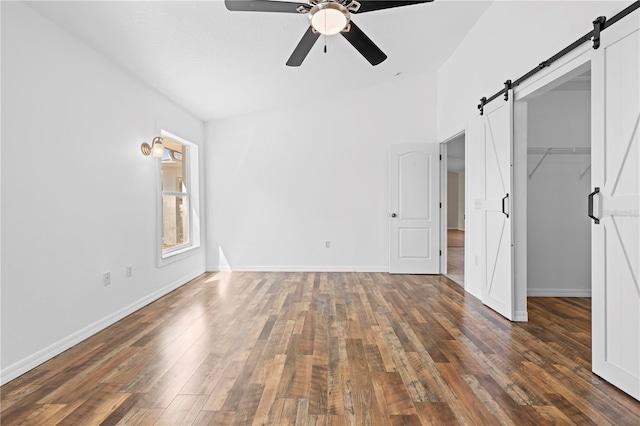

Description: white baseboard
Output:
[205,266,389,273]
[206,265,230,272]
[464,284,482,301]
[514,310,529,322]
[527,288,592,297]
[0,269,205,386]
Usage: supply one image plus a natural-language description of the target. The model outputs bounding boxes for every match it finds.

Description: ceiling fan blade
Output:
[224,0,308,14]
[341,21,387,66]
[286,26,321,66]
[352,1,433,14]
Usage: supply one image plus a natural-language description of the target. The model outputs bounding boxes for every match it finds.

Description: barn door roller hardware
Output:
[477,80,512,114]
[475,1,640,115]
[503,80,512,101]
[592,16,606,49]
[478,97,487,116]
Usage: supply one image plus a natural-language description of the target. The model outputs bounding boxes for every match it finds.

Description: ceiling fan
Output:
[224,0,433,66]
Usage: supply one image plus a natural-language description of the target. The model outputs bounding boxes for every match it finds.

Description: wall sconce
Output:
[141,136,165,158]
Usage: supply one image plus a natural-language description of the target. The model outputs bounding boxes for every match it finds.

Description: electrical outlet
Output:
[325,241,331,248]
[103,272,111,286]
[126,265,133,278]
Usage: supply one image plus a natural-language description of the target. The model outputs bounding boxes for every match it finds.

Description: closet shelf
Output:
[528,147,591,155]
[527,147,591,179]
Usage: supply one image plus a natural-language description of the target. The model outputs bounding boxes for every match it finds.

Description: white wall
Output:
[527,90,591,295]
[437,0,630,142]
[447,172,460,229]
[458,172,465,231]
[205,73,437,271]
[1,2,206,384]
[447,172,465,230]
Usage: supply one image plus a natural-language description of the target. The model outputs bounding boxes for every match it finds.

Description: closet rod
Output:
[477,1,640,115]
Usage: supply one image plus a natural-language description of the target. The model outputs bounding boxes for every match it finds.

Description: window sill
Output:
[158,242,201,267]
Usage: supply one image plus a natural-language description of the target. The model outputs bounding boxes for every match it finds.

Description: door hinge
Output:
[439,202,442,208]
[439,250,442,256]
[440,154,442,160]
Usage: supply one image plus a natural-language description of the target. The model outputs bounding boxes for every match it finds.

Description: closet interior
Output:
[526,70,592,297]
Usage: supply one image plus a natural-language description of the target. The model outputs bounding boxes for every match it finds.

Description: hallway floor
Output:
[447,229,464,286]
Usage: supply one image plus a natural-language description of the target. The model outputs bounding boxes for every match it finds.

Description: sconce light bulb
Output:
[152,140,165,158]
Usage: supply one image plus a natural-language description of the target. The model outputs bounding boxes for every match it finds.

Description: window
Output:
[158,131,200,261]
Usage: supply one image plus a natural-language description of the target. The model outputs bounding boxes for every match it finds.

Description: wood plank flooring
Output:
[446,230,464,287]
[2,272,639,425]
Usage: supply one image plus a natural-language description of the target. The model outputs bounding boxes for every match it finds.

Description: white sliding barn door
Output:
[467,96,515,320]
[389,143,440,274]
[591,9,640,401]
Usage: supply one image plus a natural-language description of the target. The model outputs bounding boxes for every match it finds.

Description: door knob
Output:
[391,213,397,217]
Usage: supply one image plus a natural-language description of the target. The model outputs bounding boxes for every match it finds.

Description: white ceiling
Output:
[27,0,492,121]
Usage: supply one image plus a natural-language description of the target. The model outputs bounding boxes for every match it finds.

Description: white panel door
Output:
[591,9,640,401]
[467,96,514,320]
[390,143,440,274]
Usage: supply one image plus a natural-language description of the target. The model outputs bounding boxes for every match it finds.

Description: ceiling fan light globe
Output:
[309,2,350,36]
[312,8,348,35]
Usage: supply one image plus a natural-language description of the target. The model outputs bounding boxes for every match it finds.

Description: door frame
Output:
[440,131,466,280]
[510,40,593,322]
[440,141,448,275]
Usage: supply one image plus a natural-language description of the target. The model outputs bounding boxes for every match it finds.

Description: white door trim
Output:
[440,142,448,275]
[439,130,466,277]
[514,41,592,101]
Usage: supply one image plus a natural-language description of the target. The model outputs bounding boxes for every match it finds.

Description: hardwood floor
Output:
[446,230,464,287]
[447,230,464,248]
[2,272,639,425]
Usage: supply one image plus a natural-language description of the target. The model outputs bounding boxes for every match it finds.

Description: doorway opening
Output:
[524,68,592,300]
[442,134,465,286]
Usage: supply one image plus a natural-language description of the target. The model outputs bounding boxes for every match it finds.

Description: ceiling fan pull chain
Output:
[324,34,327,53]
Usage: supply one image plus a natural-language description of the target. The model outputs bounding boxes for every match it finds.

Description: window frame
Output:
[156,129,201,266]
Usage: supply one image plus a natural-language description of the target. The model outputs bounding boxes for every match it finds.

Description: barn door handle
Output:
[588,187,600,224]
[502,194,509,218]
